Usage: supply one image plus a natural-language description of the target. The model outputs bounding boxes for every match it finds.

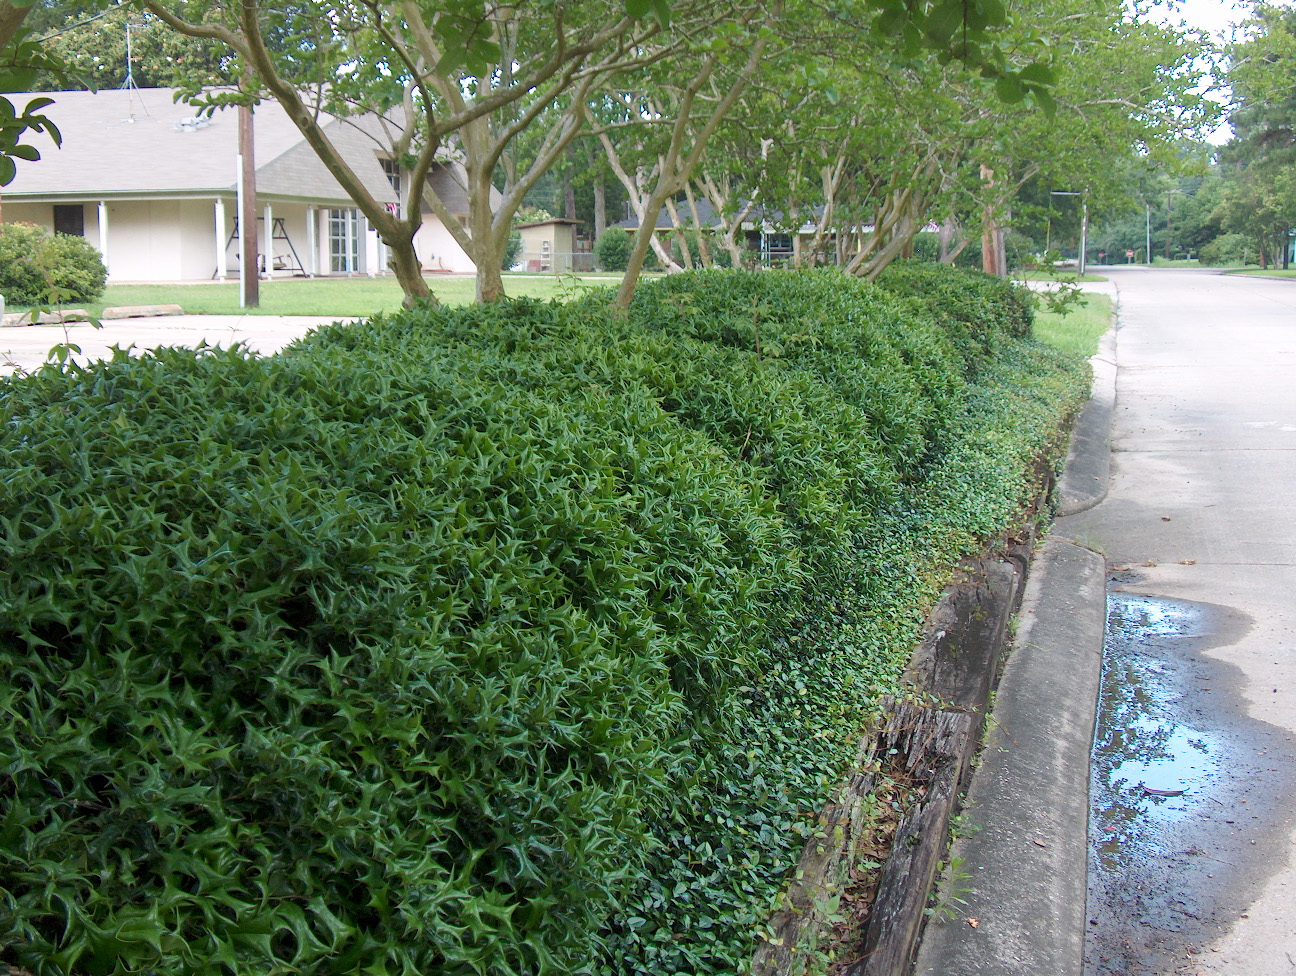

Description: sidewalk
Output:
[0,314,352,376]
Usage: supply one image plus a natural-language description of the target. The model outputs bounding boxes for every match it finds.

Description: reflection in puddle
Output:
[1086,591,1288,976]
[1109,719,1218,796]
[1090,596,1222,869]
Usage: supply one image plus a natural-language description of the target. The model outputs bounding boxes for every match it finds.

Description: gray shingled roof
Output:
[5,87,401,206]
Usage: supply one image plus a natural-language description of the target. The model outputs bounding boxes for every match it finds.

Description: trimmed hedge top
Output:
[0,268,1083,976]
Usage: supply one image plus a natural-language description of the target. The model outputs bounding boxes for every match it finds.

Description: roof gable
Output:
[4,88,397,205]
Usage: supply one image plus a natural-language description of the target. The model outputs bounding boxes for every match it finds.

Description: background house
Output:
[612,198,813,266]
[0,88,479,282]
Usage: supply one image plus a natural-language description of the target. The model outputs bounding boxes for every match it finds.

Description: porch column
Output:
[263,203,273,277]
[306,207,318,276]
[364,219,379,277]
[97,201,109,276]
[214,199,228,280]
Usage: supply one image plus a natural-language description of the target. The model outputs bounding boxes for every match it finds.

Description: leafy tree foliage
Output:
[0,1,65,185]
[33,5,229,89]
[1214,4,1296,267]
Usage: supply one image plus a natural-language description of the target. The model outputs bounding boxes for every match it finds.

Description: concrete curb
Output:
[911,540,1107,976]
[1057,289,1118,516]
[0,309,91,327]
[912,296,1120,975]
[100,304,185,320]
[1,305,185,329]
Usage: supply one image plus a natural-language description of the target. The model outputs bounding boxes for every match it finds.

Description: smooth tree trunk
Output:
[593,180,607,240]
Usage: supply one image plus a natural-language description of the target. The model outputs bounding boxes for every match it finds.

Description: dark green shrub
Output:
[875,261,1035,374]
[0,222,107,305]
[910,230,941,262]
[502,227,522,268]
[0,269,1088,976]
[670,228,733,268]
[0,223,48,305]
[593,227,632,271]
[1198,232,1248,266]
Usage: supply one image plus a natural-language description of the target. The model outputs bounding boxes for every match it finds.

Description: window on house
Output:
[381,158,401,198]
[328,208,361,273]
[53,204,85,237]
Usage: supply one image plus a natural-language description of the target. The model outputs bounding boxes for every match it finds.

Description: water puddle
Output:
[1108,719,1218,798]
[1086,590,1293,975]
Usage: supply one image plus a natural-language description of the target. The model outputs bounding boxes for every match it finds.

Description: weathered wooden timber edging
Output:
[751,523,1042,976]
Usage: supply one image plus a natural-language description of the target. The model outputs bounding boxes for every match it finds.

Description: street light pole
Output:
[1050,189,1085,272]
[1146,204,1152,266]
[1079,199,1089,277]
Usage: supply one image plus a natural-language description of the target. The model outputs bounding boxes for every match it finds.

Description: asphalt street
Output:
[1061,267,1296,974]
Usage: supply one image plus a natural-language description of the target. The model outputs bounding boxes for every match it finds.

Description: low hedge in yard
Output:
[0,269,1087,976]
[0,222,108,306]
[875,261,1035,375]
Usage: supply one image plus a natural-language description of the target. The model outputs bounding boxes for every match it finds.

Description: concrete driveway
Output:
[0,314,354,376]
[1060,267,1296,974]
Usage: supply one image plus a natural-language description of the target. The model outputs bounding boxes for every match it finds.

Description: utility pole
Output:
[238,80,259,308]
[1146,204,1152,266]
[1165,190,1173,261]
[1079,198,1089,277]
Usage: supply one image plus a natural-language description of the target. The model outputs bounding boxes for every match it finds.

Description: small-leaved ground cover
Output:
[0,267,1091,975]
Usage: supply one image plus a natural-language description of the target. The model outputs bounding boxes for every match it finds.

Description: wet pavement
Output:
[1087,587,1296,974]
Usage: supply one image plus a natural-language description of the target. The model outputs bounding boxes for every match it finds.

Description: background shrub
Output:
[1197,232,1249,266]
[910,230,942,262]
[593,227,632,271]
[0,223,49,305]
[670,228,733,269]
[0,222,107,305]
[0,269,1088,976]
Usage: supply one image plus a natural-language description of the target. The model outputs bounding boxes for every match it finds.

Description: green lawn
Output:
[1148,257,1206,268]
[18,273,629,318]
[1033,294,1113,358]
[1015,270,1108,283]
[1225,267,1296,278]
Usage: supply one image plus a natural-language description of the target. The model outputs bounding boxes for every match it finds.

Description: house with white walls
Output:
[0,87,480,281]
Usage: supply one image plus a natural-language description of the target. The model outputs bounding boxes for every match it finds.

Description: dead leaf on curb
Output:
[1032,839,1048,848]
[1161,515,1172,521]
[1142,561,1159,568]
[1180,559,1197,565]
[967,918,979,928]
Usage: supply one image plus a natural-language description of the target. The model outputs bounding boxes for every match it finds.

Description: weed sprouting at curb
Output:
[926,854,975,923]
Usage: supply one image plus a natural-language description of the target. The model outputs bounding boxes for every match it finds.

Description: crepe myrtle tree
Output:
[0,0,69,186]
[590,0,1061,304]
[140,0,744,304]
